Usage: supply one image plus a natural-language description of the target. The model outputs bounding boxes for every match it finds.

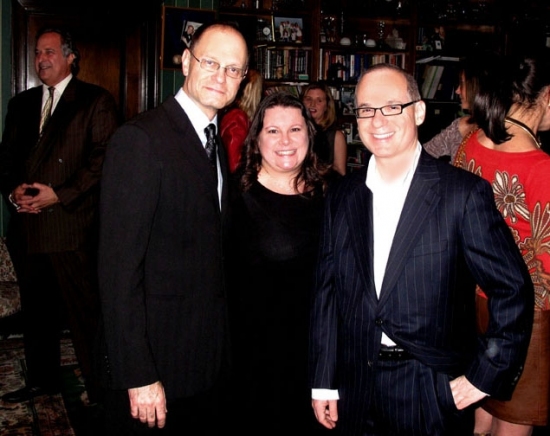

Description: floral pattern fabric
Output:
[0,236,20,317]
[455,129,550,310]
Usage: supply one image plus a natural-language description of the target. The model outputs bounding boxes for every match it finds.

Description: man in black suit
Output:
[309,63,534,435]
[0,27,119,403]
[98,22,248,434]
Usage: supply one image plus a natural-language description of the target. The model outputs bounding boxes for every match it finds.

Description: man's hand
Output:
[13,183,59,213]
[450,375,487,410]
[128,381,167,428]
[312,399,338,429]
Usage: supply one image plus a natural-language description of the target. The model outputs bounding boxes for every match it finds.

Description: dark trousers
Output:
[17,250,101,400]
[103,377,229,436]
[362,359,474,436]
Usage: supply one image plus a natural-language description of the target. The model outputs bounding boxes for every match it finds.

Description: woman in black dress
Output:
[228,92,334,435]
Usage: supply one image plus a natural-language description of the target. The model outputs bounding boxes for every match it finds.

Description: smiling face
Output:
[303,88,328,124]
[181,26,248,120]
[34,32,74,86]
[258,106,309,176]
[355,68,425,160]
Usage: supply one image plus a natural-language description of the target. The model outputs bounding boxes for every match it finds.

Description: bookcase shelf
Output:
[218,0,550,155]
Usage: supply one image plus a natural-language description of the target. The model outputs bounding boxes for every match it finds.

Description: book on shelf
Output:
[254,46,310,80]
[420,64,437,98]
[320,51,406,82]
[427,65,444,99]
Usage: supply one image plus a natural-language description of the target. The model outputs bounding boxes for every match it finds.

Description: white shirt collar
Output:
[174,88,218,145]
[42,73,72,113]
[366,141,422,191]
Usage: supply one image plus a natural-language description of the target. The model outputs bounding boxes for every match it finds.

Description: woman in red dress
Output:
[455,53,550,436]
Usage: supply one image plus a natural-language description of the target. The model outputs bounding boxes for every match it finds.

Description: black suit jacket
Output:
[98,96,230,399]
[309,150,534,434]
[0,77,119,253]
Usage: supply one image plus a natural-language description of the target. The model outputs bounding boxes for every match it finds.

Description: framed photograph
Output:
[161,6,216,70]
[273,16,303,43]
[256,17,274,42]
[341,87,356,116]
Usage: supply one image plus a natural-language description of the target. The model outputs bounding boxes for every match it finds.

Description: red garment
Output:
[456,130,550,310]
[220,108,250,173]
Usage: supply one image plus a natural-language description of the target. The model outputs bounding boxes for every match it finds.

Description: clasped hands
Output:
[11,183,59,213]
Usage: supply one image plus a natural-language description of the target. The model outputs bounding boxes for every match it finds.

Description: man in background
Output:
[0,27,119,404]
[98,22,248,434]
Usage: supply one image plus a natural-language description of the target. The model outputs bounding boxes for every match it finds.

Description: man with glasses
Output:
[309,63,533,435]
[98,22,248,434]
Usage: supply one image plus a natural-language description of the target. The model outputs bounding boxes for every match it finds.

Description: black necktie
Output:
[40,86,55,134]
[204,123,218,179]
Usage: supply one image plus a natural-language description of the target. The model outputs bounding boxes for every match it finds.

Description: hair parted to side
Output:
[36,26,80,76]
[236,91,330,194]
[300,82,338,130]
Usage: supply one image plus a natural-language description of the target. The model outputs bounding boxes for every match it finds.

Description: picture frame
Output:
[341,87,356,116]
[256,17,274,42]
[161,6,216,70]
[273,16,303,44]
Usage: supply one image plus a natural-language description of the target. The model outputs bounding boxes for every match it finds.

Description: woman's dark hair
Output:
[236,91,330,194]
[459,49,500,125]
[36,27,80,76]
[472,52,550,144]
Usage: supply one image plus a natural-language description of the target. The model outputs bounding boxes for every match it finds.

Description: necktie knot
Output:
[40,86,55,134]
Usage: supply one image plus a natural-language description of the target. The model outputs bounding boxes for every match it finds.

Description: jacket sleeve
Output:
[462,177,534,399]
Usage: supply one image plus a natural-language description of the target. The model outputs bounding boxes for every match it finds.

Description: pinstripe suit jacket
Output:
[98,96,230,400]
[309,150,534,434]
[0,77,119,253]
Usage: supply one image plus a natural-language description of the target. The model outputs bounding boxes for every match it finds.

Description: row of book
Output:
[319,50,407,82]
[254,46,311,81]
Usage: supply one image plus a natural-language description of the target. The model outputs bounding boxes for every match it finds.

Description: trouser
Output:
[363,358,474,435]
[17,250,101,400]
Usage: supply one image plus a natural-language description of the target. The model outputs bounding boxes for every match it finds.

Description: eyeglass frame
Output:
[188,51,248,79]
[353,100,420,119]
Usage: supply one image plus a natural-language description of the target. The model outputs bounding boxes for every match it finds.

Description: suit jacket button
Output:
[375,318,383,326]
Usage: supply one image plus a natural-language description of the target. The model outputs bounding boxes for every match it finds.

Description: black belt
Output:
[378,346,412,361]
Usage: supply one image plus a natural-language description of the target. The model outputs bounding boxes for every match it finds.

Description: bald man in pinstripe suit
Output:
[309,64,533,435]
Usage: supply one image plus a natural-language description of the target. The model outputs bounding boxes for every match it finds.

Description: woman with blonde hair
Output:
[302,82,348,175]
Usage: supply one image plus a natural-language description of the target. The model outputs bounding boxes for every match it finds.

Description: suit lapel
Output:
[346,169,377,304]
[26,79,79,177]
[378,152,441,306]
[163,97,225,212]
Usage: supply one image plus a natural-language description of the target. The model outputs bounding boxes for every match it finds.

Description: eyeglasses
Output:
[353,100,419,119]
[189,51,247,79]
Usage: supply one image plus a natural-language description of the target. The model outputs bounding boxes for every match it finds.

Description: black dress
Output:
[227,181,327,435]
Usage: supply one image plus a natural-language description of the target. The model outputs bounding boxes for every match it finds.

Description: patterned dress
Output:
[455,129,550,425]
